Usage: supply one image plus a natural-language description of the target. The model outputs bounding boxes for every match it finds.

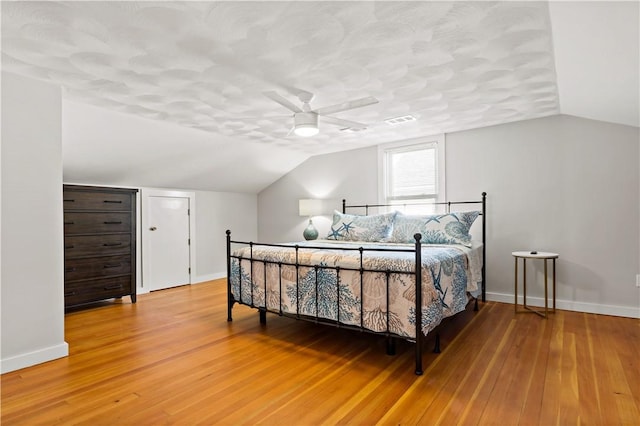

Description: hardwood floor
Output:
[2,279,638,425]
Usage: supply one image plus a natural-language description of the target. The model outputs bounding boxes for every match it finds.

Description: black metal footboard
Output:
[226,231,429,375]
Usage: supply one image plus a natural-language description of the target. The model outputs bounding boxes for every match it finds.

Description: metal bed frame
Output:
[226,192,486,375]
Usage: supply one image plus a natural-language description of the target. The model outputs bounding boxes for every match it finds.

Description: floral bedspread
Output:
[229,240,483,338]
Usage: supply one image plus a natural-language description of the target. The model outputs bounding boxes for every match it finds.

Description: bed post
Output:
[226,230,234,322]
[481,192,487,303]
[414,233,423,376]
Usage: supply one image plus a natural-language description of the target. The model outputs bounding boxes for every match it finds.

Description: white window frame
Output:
[377,135,446,211]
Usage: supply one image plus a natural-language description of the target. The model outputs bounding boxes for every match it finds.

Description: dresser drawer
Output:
[63,191,132,211]
[64,212,131,234]
[65,234,131,258]
[65,255,131,282]
[65,276,133,307]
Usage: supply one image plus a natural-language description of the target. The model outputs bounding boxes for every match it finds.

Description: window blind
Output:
[386,144,437,201]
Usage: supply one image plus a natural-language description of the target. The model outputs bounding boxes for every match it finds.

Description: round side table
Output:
[512,251,558,318]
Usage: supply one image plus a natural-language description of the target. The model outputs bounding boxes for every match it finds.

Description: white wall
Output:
[549,1,639,128]
[62,99,307,194]
[257,114,640,317]
[1,72,68,373]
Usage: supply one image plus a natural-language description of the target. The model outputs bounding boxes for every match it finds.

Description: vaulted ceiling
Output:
[2,1,638,193]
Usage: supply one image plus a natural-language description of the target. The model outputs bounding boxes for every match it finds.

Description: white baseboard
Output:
[1,342,69,374]
[486,291,640,319]
[138,273,225,293]
[193,272,226,284]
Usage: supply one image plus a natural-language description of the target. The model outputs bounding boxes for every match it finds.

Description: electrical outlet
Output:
[637,274,640,287]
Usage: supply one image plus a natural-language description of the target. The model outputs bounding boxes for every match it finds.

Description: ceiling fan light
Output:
[294,124,319,137]
[294,112,319,137]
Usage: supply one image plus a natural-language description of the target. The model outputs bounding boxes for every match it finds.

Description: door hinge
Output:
[188,238,191,245]
[187,208,190,215]
[188,267,191,275]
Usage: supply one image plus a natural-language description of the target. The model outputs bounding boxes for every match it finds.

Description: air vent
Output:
[384,115,416,126]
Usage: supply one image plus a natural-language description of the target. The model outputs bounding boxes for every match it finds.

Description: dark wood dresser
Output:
[63,185,137,308]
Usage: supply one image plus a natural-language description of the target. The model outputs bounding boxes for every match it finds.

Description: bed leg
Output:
[386,337,396,356]
[227,295,235,322]
[415,343,423,376]
[259,309,267,325]
[226,230,234,322]
[474,297,479,311]
[433,333,441,354]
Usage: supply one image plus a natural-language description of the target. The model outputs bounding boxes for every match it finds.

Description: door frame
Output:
[140,188,196,294]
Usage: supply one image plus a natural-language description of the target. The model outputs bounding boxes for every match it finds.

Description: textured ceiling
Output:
[2,1,560,155]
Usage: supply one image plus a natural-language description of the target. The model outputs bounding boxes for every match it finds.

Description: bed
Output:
[226,193,486,375]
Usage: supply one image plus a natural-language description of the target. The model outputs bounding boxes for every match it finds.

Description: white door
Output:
[146,196,191,291]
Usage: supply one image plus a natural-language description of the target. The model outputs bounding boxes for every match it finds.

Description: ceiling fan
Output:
[263,90,379,137]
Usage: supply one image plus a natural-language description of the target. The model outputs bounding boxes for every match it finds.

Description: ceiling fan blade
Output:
[286,125,295,137]
[263,91,303,113]
[321,115,369,130]
[314,96,379,115]
[280,85,314,102]
[227,114,291,120]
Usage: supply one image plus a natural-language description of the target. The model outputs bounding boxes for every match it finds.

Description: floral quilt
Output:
[229,240,483,338]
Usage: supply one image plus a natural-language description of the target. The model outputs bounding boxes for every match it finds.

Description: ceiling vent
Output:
[384,115,416,126]
[340,127,368,133]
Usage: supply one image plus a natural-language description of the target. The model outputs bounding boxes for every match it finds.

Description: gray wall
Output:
[258,145,378,243]
[195,190,257,280]
[446,114,639,315]
[135,188,258,289]
[1,72,68,373]
[257,114,640,317]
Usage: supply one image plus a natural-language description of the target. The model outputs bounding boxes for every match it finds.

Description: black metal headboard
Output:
[342,192,487,302]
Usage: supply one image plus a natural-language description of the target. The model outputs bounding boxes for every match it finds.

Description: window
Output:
[379,136,445,214]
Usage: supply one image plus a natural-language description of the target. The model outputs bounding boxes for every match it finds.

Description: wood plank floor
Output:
[2,279,638,425]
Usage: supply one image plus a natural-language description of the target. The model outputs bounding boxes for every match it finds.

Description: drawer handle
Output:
[104,221,122,225]
[65,244,75,249]
[103,243,123,247]
[104,263,122,268]
[64,221,75,225]
[104,284,123,290]
[104,200,123,204]
[65,291,77,296]
[64,199,75,202]
[65,267,76,272]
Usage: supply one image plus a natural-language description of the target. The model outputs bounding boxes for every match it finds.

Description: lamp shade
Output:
[299,199,323,217]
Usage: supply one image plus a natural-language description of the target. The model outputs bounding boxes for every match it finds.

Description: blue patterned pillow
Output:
[388,211,480,247]
[327,211,397,242]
